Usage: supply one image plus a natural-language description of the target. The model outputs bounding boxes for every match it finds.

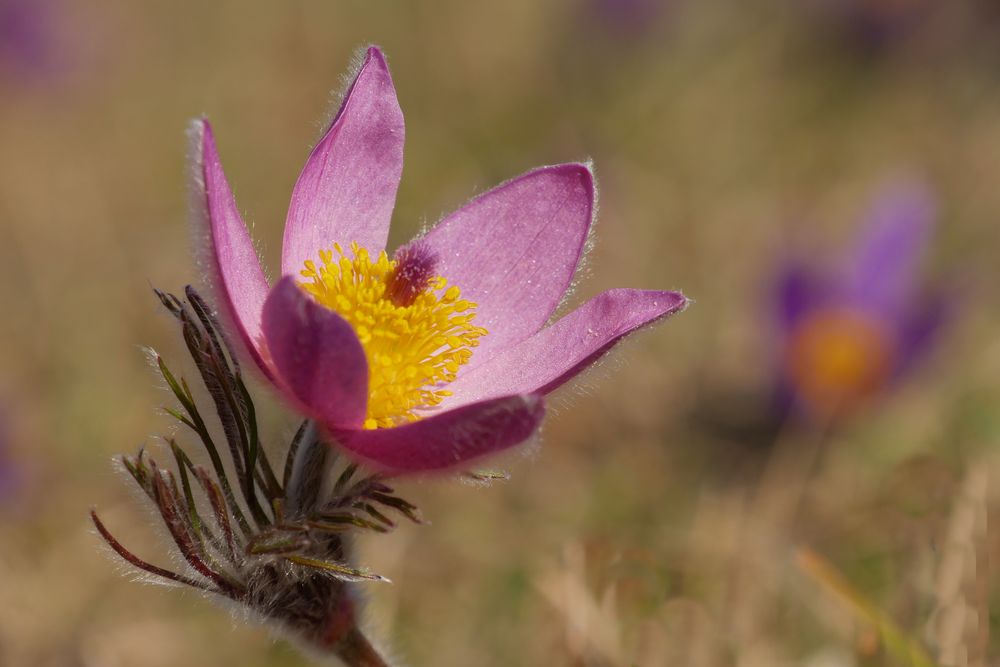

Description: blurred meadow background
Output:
[3,0,1000,665]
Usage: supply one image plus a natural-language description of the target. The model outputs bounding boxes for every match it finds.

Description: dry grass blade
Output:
[534,544,625,666]
[928,461,989,667]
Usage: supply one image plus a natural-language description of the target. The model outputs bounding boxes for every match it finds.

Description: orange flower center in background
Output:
[786,307,896,416]
[300,242,488,430]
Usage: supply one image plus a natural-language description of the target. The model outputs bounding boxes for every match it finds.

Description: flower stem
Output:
[328,628,392,667]
[302,593,392,667]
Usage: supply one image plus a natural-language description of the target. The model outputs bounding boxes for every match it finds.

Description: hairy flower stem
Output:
[299,593,390,667]
[254,559,390,666]
[274,424,393,665]
[324,629,391,667]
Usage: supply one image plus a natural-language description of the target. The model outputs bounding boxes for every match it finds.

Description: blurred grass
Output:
[1,0,1000,665]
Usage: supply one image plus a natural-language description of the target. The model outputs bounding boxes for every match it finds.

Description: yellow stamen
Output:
[299,242,488,429]
[787,307,895,415]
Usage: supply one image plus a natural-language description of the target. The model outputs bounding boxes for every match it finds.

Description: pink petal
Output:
[281,46,405,277]
[421,163,595,367]
[261,277,369,430]
[191,119,272,378]
[442,289,687,407]
[333,394,545,474]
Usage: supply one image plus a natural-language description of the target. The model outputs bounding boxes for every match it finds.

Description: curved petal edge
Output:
[281,45,405,277]
[849,181,935,315]
[333,394,545,474]
[189,118,272,379]
[442,288,688,407]
[261,276,369,430]
[421,163,596,367]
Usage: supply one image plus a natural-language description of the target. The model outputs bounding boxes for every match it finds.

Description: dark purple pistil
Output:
[385,240,439,306]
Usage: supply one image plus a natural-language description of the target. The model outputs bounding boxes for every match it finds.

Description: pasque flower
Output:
[824,0,929,46]
[0,0,62,82]
[587,0,667,36]
[775,182,946,419]
[193,46,687,474]
[0,405,17,503]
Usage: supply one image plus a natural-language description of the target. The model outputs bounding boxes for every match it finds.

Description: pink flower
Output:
[191,46,686,474]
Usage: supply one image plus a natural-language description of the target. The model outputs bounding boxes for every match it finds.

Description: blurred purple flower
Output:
[775,182,946,419]
[194,46,687,475]
[588,0,667,36]
[0,405,18,501]
[0,0,62,81]
[811,0,933,51]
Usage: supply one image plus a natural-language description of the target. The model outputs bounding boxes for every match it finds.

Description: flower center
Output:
[786,307,896,416]
[299,241,487,430]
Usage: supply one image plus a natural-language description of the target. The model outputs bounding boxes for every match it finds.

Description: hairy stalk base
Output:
[92,287,422,665]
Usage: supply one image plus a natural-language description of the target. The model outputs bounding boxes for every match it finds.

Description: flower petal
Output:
[333,395,544,474]
[774,261,831,333]
[421,163,595,366]
[261,276,369,429]
[191,119,271,377]
[281,46,405,277]
[847,181,935,316]
[442,288,687,407]
[893,292,950,379]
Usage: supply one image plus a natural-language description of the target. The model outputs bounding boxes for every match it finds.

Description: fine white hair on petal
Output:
[454,422,544,486]
[512,422,544,466]
[312,44,386,152]
[185,118,214,298]
[183,118,270,373]
[540,300,687,419]
[552,157,599,324]
[186,117,272,291]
